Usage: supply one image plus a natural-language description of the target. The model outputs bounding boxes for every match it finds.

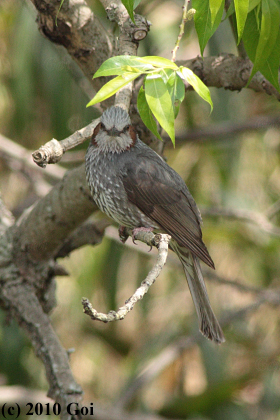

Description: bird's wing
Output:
[121,153,214,268]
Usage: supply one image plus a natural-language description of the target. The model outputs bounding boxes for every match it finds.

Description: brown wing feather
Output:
[121,158,214,268]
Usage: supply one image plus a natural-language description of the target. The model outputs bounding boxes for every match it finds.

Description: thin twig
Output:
[171,1,196,62]
[82,232,171,322]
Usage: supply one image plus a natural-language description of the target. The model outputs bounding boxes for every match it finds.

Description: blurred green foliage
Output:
[1,0,280,419]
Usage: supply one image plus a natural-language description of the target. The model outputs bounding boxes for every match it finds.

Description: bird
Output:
[85,106,225,344]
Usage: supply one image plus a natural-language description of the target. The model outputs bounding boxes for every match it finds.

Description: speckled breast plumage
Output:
[85,145,157,229]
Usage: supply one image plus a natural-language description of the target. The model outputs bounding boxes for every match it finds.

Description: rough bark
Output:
[0,165,96,417]
[30,0,114,91]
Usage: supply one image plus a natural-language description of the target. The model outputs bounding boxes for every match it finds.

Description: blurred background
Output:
[1,0,280,419]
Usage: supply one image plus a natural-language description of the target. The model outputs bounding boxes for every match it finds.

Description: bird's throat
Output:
[93,132,136,154]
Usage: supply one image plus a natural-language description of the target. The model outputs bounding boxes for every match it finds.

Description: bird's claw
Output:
[118,225,129,243]
[132,227,154,250]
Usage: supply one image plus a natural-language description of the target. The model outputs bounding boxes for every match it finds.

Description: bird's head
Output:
[91,106,137,153]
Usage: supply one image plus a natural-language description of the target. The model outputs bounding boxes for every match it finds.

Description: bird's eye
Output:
[100,122,105,129]
[124,125,130,131]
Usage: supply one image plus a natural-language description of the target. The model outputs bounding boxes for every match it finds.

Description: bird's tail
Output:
[170,241,225,344]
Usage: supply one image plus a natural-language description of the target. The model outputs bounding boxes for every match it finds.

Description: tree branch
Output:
[32,120,99,168]
[0,282,83,419]
[82,232,171,322]
[180,55,280,100]
[31,0,151,168]
[0,163,98,418]
[55,217,111,258]
[12,165,96,261]
[30,0,114,90]
[100,0,150,111]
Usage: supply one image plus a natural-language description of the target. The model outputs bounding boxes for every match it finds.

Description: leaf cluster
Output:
[194,0,280,90]
[87,56,213,145]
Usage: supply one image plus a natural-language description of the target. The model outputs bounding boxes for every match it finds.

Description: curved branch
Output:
[82,232,171,322]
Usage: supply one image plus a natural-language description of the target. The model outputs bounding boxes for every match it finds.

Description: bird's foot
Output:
[118,225,130,243]
[132,227,154,250]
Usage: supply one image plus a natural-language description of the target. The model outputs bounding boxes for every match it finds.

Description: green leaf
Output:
[242,6,261,60]
[210,0,225,26]
[249,0,280,81]
[93,55,179,80]
[248,0,261,12]
[145,74,175,144]
[137,56,178,69]
[121,65,143,73]
[167,72,185,118]
[158,68,176,84]
[259,29,280,90]
[137,86,162,140]
[179,67,213,111]
[252,0,280,72]
[224,0,259,20]
[93,56,154,78]
[243,2,280,90]
[234,0,249,43]
[193,0,225,54]
[121,0,135,23]
[87,72,140,107]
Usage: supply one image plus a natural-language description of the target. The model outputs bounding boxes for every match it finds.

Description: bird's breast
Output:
[85,146,159,229]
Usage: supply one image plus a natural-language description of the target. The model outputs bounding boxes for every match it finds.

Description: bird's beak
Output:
[107,127,121,137]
